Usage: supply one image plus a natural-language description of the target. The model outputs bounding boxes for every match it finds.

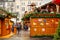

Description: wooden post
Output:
[56,4,59,13]
[0,20,1,36]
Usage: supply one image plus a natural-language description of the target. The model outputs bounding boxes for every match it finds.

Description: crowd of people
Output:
[11,22,29,35]
[36,5,56,13]
[11,3,58,35]
[24,3,57,15]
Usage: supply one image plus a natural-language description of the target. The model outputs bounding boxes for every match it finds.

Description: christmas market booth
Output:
[22,11,60,39]
[0,8,16,37]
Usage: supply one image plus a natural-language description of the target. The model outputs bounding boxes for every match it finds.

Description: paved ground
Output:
[0,30,53,40]
[0,30,30,40]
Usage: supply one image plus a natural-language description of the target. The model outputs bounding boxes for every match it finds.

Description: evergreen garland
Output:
[0,14,5,19]
[21,12,60,21]
[0,8,17,19]
[53,21,60,40]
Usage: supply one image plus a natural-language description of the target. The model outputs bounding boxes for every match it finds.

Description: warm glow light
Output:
[40,23,44,26]
[33,22,36,25]
[38,19,42,22]
[55,22,58,24]
[46,23,49,25]
[42,28,45,32]
[52,20,54,22]
[34,28,37,31]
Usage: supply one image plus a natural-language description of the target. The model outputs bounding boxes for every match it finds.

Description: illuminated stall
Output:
[0,8,16,37]
[30,14,60,36]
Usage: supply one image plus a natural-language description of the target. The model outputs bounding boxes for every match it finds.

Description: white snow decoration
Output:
[42,28,45,32]
[33,22,36,25]
[52,20,54,22]
[38,19,42,22]
[34,28,37,31]
[40,0,52,6]
[46,23,49,25]
[28,27,30,31]
[55,22,58,24]
[40,23,44,26]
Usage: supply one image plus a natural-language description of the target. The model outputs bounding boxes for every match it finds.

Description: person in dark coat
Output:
[16,23,22,34]
[12,23,15,33]
[23,24,28,31]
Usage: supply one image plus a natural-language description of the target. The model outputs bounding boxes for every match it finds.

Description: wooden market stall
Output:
[21,2,60,38]
[22,13,60,37]
[0,14,11,37]
[0,8,16,37]
[30,14,60,37]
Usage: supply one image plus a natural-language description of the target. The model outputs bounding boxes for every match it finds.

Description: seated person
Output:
[50,8,54,14]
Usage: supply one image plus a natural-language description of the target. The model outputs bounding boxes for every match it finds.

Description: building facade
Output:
[0,0,52,22]
[15,0,42,22]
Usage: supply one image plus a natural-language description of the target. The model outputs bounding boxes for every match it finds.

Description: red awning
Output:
[52,0,60,4]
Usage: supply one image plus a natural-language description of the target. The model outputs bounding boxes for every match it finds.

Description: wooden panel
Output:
[1,20,7,36]
[14,27,17,34]
[30,18,59,36]
[6,29,10,35]
[30,27,38,36]
[0,20,1,36]
[30,27,57,36]
[45,28,57,35]
[1,18,10,36]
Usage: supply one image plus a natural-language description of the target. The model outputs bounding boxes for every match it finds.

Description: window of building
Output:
[28,6,31,11]
[39,2,41,5]
[22,7,25,11]
[28,1,31,5]
[17,5,19,9]
[35,2,38,6]
[7,3,10,6]
[3,0,7,2]
[11,8,13,12]
[16,12,20,17]
[21,2,25,6]
[3,0,14,2]
[16,12,19,15]
[11,3,14,7]
[8,0,14,2]
[0,2,3,5]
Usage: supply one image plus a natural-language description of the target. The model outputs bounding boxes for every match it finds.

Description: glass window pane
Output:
[17,5,19,9]
[28,6,31,11]
[21,2,25,6]
[28,1,31,5]
[22,7,25,11]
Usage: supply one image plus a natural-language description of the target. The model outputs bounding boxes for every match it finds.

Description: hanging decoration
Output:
[52,0,60,4]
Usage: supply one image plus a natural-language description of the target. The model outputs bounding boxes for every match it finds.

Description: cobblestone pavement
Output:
[0,30,30,40]
[0,30,53,40]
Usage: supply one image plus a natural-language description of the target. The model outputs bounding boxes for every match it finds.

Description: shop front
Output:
[0,18,11,36]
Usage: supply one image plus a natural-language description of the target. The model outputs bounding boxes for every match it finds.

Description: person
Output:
[23,24,28,31]
[50,8,54,14]
[40,8,48,13]
[12,23,15,33]
[16,22,22,34]
[28,3,37,13]
[24,11,28,16]
[36,7,41,12]
[46,5,50,12]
